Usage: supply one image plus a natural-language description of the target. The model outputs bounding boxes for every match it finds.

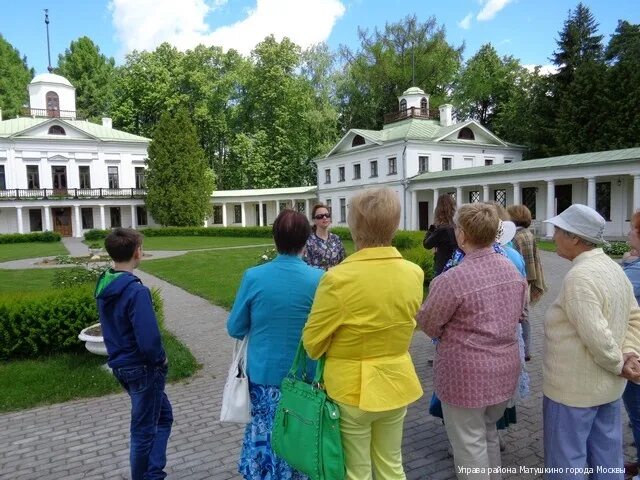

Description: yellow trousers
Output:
[337,402,407,480]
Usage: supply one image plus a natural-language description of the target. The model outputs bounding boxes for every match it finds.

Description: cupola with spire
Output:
[384,86,436,125]
[26,73,77,119]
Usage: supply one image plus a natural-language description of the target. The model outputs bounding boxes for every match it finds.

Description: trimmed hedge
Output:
[84,229,110,241]
[0,286,162,360]
[0,231,61,244]
[402,246,435,286]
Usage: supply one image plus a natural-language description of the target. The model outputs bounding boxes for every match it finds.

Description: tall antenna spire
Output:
[44,9,53,73]
[411,41,415,86]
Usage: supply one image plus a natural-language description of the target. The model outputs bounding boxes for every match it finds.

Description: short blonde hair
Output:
[454,203,499,248]
[490,202,510,221]
[348,187,400,247]
[507,204,532,228]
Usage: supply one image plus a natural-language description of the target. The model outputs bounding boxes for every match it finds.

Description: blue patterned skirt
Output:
[238,382,309,480]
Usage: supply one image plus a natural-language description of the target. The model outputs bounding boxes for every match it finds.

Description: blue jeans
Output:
[623,381,640,464]
[543,396,623,480]
[113,364,173,480]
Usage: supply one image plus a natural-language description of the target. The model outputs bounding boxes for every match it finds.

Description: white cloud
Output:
[458,13,473,30]
[524,64,558,76]
[109,0,346,57]
[476,0,512,21]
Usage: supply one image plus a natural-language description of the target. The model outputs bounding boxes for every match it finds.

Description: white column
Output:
[305,199,310,216]
[130,204,137,229]
[634,174,640,212]
[432,188,439,221]
[456,186,463,207]
[99,205,106,230]
[222,203,227,227]
[241,202,246,227]
[483,185,490,203]
[289,198,295,210]
[546,180,555,237]
[258,201,264,226]
[274,200,279,216]
[16,207,24,234]
[411,190,418,230]
[586,177,596,209]
[512,182,521,205]
[74,205,82,237]
[43,206,51,231]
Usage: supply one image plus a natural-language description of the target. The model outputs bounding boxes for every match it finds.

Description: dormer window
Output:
[458,127,475,140]
[400,99,407,112]
[352,135,365,147]
[420,97,428,113]
[46,91,60,118]
[48,125,66,135]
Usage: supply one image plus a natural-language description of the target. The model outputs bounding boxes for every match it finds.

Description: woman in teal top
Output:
[227,209,324,480]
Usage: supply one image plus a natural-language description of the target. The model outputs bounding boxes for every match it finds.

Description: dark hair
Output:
[272,209,311,254]
[434,194,456,226]
[310,203,330,232]
[104,228,143,262]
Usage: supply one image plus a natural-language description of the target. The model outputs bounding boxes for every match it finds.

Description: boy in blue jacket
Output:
[96,228,172,480]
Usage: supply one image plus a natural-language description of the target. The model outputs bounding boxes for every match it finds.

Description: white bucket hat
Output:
[543,204,606,244]
[496,220,517,246]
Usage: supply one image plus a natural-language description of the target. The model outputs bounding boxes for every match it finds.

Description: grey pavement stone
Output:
[1,250,635,480]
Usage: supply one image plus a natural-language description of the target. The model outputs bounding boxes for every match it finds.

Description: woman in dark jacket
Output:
[424,193,458,276]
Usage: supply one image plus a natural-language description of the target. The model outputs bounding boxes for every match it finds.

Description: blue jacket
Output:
[227,254,324,386]
[95,270,166,369]
[623,258,640,303]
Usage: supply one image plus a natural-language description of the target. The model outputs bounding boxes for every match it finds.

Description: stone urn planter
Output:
[78,323,108,356]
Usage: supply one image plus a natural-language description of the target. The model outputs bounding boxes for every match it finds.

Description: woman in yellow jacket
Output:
[303,187,424,480]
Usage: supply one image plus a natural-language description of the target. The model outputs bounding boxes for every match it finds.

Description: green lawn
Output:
[0,268,57,294]
[0,242,67,262]
[536,240,557,252]
[138,236,275,251]
[0,326,199,412]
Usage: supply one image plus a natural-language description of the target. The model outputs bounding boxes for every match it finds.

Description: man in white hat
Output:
[542,204,640,479]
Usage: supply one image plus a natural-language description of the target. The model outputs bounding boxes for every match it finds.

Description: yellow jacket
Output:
[303,247,424,412]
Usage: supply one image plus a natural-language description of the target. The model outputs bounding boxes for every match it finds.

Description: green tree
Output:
[0,34,33,118]
[603,21,640,149]
[550,4,607,154]
[234,36,321,187]
[337,15,463,131]
[145,107,214,226]
[453,43,523,128]
[56,37,115,121]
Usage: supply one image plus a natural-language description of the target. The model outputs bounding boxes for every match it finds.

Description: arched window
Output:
[48,125,66,135]
[420,97,428,113]
[46,91,60,118]
[399,99,407,112]
[351,135,365,147]
[458,127,475,140]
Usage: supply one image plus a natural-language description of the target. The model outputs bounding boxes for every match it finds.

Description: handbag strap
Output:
[233,337,248,371]
[288,340,326,386]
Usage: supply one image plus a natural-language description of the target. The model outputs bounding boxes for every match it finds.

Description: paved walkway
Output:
[0,250,634,479]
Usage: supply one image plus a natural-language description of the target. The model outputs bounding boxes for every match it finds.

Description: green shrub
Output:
[603,241,630,257]
[0,231,61,244]
[328,227,352,241]
[0,286,164,360]
[401,246,434,285]
[392,231,425,250]
[139,226,274,238]
[52,265,110,288]
[84,229,110,241]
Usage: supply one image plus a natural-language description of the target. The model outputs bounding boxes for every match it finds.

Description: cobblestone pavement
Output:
[0,251,634,479]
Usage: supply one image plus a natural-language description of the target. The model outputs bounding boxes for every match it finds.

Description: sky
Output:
[1,0,638,75]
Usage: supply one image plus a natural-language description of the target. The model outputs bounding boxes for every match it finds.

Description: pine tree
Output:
[145,108,215,226]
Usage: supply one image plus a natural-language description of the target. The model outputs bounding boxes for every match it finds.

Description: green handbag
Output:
[271,342,345,480]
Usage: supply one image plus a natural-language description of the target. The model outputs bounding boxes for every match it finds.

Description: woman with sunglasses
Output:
[303,203,346,270]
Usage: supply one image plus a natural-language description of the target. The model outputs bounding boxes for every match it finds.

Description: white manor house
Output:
[0,75,639,238]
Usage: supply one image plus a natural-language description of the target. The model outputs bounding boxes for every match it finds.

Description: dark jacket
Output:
[95,270,166,369]
[423,225,458,276]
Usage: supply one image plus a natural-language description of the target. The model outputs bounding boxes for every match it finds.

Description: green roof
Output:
[411,147,640,182]
[0,118,149,143]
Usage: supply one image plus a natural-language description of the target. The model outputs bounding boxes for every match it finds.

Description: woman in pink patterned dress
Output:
[417,203,527,480]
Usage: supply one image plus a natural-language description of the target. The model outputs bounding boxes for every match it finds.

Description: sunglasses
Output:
[314,213,331,220]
